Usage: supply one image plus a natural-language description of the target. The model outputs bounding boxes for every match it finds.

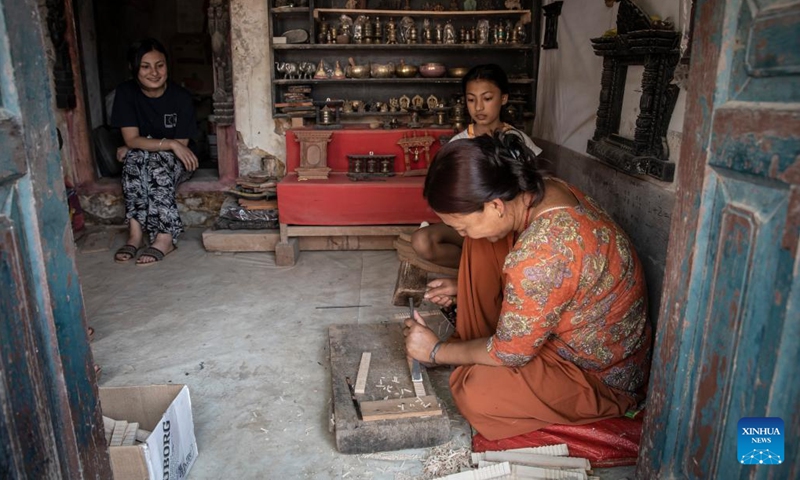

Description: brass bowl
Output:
[419,63,446,78]
[370,62,395,78]
[345,64,370,79]
[395,63,418,78]
[447,67,469,78]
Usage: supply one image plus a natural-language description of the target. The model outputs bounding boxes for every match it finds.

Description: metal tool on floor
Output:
[408,297,423,383]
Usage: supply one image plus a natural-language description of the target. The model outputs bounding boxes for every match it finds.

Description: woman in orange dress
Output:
[404,132,652,440]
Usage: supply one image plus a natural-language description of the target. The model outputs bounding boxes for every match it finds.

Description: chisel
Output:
[408,297,423,382]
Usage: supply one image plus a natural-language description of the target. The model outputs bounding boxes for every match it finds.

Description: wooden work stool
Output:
[391,233,458,307]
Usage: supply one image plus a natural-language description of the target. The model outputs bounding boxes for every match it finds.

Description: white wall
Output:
[534,0,689,169]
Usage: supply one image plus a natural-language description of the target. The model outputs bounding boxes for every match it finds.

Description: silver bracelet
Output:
[429,341,444,365]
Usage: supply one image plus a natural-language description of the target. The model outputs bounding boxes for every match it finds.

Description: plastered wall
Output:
[231,0,287,174]
[533,0,692,325]
[534,0,688,167]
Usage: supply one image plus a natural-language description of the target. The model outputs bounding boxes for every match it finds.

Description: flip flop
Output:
[136,246,176,266]
[114,244,140,263]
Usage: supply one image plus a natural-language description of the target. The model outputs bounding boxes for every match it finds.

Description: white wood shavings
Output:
[393,376,400,383]
[419,442,472,479]
[403,388,412,394]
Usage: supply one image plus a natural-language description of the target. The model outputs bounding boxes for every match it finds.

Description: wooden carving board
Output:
[329,323,450,454]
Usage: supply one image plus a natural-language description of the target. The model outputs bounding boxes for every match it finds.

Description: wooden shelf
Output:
[273,77,535,85]
[273,43,535,50]
[272,7,310,14]
[313,8,530,18]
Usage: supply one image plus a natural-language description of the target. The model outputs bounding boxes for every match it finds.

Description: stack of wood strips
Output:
[103,416,151,447]
[434,444,599,480]
[227,174,278,208]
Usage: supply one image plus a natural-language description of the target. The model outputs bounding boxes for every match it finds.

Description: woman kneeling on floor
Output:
[403,131,652,440]
[111,38,198,266]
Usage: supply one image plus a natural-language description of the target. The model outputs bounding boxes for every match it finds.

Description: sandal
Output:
[114,244,140,263]
[88,326,95,343]
[136,246,176,266]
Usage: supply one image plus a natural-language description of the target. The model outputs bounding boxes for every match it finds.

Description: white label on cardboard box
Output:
[143,386,198,480]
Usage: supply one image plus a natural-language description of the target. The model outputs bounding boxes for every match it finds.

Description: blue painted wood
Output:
[639,0,800,478]
[0,0,111,477]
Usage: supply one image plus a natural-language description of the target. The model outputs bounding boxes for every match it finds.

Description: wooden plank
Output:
[201,228,280,252]
[298,235,396,251]
[287,225,416,237]
[121,422,138,446]
[474,443,570,458]
[472,451,590,470]
[110,420,127,447]
[314,8,525,18]
[478,461,587,480]
[437,462,511,479]
[360,395,442,421]
[329,323,449,454]
[354,352,371,395]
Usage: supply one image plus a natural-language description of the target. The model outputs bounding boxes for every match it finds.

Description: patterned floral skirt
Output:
[121,149,193,245]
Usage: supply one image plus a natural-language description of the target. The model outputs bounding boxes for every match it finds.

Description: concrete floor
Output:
[77,227,636,479]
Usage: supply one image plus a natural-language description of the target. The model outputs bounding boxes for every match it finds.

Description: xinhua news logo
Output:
[738,417,784,465]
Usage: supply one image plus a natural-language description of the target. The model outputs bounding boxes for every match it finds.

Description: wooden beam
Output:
[354,352,371,395]
[201,229,280,252]
[360,395,442,421]
[286,225,416,237]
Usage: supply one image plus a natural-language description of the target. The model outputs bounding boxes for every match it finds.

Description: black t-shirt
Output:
[110,80,197,141]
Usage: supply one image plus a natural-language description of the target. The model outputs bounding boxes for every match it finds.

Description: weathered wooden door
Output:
[640,0,799,478]
[0,0,110,477]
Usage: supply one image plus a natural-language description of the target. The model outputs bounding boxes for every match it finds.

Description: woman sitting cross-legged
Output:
[111,38,198,266]
[403,131,652,440]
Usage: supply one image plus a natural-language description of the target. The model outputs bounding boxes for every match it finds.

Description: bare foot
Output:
[114,220,145,262]
[135,233,174,265]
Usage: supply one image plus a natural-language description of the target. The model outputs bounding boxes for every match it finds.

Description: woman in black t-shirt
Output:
[111,38,198,265]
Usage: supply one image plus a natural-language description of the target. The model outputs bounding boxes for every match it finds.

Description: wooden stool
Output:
[391,235,458,307]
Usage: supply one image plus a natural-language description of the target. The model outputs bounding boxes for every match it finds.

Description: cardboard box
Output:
[100,385,198,480]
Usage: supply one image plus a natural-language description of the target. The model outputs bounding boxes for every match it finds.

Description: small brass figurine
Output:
[386,17,398,44]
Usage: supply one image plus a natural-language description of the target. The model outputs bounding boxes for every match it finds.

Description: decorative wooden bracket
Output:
[397,133,435,176]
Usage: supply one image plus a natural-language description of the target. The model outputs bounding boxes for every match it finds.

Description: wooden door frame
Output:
[59,0,238,191]
[637,1,724,475]
[638,0,799,476]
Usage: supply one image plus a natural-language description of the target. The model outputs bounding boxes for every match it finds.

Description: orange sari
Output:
[449,183,651,440]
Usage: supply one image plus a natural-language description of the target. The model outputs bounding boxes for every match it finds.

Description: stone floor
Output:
[78,227,637,479]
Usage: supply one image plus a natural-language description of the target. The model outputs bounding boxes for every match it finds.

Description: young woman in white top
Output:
[411,64,542,271]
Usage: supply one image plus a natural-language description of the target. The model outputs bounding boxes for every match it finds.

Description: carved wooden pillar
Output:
[209,0,234,126]
[46,0,76,109]
[208,0,237,183]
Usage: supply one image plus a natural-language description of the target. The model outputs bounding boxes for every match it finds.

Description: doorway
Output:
[89,0,218,178]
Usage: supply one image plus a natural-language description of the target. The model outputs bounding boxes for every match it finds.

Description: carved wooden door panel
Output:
[0,0,110,477]
[640,1,800,478]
